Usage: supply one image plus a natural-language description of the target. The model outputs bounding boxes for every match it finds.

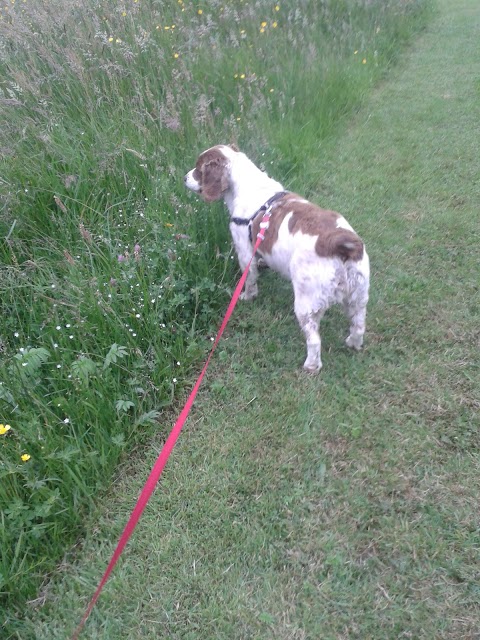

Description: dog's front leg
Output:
[230,228,259,301]
[239,253,258,301]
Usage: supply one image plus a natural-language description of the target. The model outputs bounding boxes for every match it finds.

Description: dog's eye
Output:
[193,168,201,182]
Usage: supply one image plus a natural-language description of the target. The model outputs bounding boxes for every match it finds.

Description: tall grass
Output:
[0,0,432,631]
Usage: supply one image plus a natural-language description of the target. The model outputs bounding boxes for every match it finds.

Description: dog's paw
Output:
[345,334,363,350]
[240,285,258,301]
[240,291,257,301]
[303,361,322,374]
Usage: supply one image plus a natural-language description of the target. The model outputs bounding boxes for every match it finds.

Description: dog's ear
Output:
[229,143,239,152]
[202,157,229,201]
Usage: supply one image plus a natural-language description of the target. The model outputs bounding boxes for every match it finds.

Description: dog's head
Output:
[184,144,239,202]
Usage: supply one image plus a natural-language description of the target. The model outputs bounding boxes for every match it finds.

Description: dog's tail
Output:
[315,230,364,262]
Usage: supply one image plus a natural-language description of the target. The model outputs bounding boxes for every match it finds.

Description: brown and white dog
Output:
[185,145,369,372]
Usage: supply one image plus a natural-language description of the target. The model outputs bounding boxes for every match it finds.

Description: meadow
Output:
[0,0,434,633]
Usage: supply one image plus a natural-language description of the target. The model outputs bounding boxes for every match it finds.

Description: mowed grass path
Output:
[27,1,479,638]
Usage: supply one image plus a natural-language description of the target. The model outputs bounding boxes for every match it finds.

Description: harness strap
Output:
[231,191,289,237]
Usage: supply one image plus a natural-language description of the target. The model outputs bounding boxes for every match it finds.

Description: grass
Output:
[2,0,469,636]
[17,0,480,637]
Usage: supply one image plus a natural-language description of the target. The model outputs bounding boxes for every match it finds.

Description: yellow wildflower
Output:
[275,5,280,10]
[122,11,126,16]
[240,73,245,79]
[362,58,367,64]
[173,52,179,58]
[272,21,278,28]
[21,453,31,462]
[198,9,203,15]
[108,36,114,42]
[261,21,267,27]
[0,424,12,435]
[260,28,265,33]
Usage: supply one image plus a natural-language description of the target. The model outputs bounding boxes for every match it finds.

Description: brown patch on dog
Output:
[253,193,364,261]
[195,147,230,201]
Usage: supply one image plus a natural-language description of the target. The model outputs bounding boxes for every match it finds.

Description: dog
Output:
[185,144,369,372]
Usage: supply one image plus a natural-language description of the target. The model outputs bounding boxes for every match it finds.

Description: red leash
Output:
[71,208,273,639]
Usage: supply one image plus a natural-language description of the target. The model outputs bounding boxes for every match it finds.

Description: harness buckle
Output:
[256,206,273,240]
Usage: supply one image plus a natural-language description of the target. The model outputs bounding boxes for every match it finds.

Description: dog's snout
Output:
[184,170,202,194]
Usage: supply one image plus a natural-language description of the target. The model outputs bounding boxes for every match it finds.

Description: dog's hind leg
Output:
[294,298,325,373]
[344,276,369,350]
[345,305,366,350]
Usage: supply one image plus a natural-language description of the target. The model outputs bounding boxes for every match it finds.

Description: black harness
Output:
[231,191,289,242]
